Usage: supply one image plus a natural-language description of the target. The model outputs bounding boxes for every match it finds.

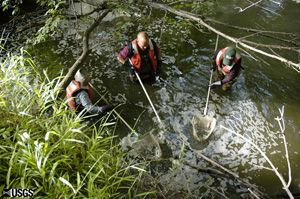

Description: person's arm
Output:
[156,46,162,61]
[156,47,162,75]
[117,54,126,65]
[75,90,104,115]
[152,40,162,75]
[151,39,162,61]
[117,46,130,65]
[221,58,242,84]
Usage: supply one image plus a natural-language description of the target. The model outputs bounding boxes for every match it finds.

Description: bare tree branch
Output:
[206,18,300,47]
[240,39,299,53]
[206,18,300,39]
[275,106,292,187]
[174,132,266,197]
[205,185,229,199]
[182,161,231,178]
[235,0,263,13]
[148,2,300,72]
[221,125,294,199]
[244,0,281,16]
[248,188,261,199]
[54,9,111,94]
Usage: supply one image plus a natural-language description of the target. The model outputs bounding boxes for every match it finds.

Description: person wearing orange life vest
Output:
[117,31,162,83]
[208,46,243,91]
[66,69,114,115]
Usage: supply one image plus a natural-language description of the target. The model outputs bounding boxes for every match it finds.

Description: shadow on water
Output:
[1,0,300,197]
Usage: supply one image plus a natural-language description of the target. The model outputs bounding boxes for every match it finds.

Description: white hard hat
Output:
[74,69,89,82]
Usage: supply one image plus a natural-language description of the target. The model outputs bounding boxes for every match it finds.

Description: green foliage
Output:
[116,21,132,31]
[1,0,68,44]
[1,0,66,15]
[172,1,214,16]
[32,1,67,44]
[33,15,63,45]
[106,3,134,39]
[0,48,151,198]
[1,0,23,15]
[191,1,214,16]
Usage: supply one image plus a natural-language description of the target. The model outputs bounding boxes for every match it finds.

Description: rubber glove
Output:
[124,59,138,72]
[208,81,221,89]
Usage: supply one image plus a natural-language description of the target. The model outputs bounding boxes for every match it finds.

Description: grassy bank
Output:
[0,48,152,198]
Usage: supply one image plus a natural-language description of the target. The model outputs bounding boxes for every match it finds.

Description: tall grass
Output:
[0,48,152,198]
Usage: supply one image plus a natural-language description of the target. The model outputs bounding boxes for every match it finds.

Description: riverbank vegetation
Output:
[0,49,156,198]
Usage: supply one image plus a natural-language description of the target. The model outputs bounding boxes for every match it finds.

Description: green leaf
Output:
[59,177,76,194]
[64,139,85,144]
[2,5,8,11]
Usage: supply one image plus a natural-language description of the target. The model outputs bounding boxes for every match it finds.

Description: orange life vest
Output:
[215,47,241,75]
[66,80,93,110]
[130,38,157,74]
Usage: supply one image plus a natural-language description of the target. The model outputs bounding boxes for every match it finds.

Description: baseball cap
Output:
[223,47,236,66]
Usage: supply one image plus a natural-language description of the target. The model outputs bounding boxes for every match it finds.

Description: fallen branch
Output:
[234,0,263,13]
[172,132,266,198]
[205,185,229,199]
[248,188,260,199]
[275,106,292,187]
[54,9,110,94]
[240,39,299,53]
[221,125,294,199]
[182,161,231,178]
[16,20,47,33]
[237,45,272,66]
[245,0,281,16]
[205,18,300,38]
[206,18,300,47]
[148,2,300,72]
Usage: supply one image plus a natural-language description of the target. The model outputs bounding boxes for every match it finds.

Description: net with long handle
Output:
[192,35,219,142]
[90,83,163,159]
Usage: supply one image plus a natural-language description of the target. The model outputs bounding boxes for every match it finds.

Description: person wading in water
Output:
[117,31,163,84]
[209,46,243,91]
[66,69,114,115]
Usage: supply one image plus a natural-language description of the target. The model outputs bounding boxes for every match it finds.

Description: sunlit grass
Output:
[0,48,153,198]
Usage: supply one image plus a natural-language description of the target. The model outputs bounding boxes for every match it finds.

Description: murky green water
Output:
[1,0,300,197]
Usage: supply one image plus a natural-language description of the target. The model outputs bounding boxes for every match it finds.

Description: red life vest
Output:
[130,38,157,74]
[66,80,93,110]
[215,47,241,75]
